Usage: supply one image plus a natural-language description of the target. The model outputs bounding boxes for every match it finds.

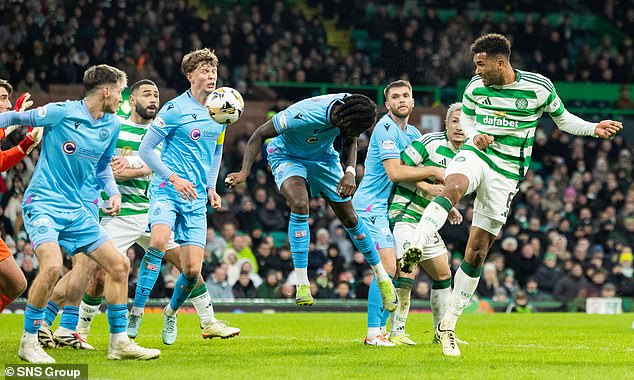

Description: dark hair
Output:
[332,94,377,136]
[129,79,157,95]
[470,33,511,58]
[83,64,127,94]
[0,79,13,95]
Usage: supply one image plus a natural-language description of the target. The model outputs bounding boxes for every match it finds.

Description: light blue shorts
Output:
[147,190,207,248]
[356,211,394,250]
[268,153,349,202]
[23,201,110,255]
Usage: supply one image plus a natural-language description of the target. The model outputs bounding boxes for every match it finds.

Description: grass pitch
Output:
[1,311,632,379]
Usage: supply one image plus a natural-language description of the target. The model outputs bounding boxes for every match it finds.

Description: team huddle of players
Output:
[0,33,622,363]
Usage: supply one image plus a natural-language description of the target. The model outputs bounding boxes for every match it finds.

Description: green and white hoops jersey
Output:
[388,132,458,225]
[461,70,564,181]
[100,116,152,217]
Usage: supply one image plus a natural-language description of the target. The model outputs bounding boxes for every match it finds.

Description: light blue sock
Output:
[133,247,165,308]
[106,304,127,334]
[59,306,79,331]
[344,220,380,266]
[44,300,60,326]
[24,304,46,334]
[169,273,197,312]
[367,278,383,328]
[289,213,310,269]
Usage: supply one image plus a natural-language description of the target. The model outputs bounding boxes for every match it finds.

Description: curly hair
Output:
[470,33,511,58]
[181,48,218,75]
[332,94,377,136]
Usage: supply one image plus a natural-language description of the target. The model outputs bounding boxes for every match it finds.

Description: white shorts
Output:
[393,222,447,261]
[445,149,518,236]
[100,213,179,256]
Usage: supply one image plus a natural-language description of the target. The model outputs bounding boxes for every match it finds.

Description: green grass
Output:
[1,312,633,379]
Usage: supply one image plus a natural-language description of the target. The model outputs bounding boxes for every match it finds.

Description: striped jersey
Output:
[460,70,564,181]
[388,132,458,225]
[100,116,152,216]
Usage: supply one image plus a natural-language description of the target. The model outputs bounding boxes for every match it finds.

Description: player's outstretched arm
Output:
[225,120,278,188]
[551,109,623,138]
[383,158,445,183]
[336,135,358,197]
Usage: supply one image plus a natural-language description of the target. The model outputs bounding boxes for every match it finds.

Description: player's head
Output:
[83,64,128,114]
[129,79,159,121]
[331,94,377,137]
[182,48,218,95]
[384,80,414,119]
[0,79,13,113]
[444,102,465,146]
[470,33,511,87]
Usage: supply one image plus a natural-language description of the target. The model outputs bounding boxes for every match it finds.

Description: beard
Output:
[136,103,157,120]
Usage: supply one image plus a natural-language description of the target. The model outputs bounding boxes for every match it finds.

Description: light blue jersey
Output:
[353,114,422,215]
[268,93,348,159]
[147,90,226,206]
[23,100,120,210]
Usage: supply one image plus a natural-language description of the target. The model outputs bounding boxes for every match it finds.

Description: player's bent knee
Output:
[182,266,200,279]
[288,198,309,214]
[105,256,130,282]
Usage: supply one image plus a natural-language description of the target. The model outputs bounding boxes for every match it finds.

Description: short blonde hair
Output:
[83,64,128,94]
[445,102,462,124]
[181,48,218,75]
[383,79,412,98]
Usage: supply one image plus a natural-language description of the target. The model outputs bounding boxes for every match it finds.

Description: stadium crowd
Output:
[0,0,632,103]
[0,1,632,312]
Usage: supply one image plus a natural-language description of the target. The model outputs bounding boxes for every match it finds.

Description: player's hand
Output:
[416,181,445,196]
[594,120,623,139]
[225,171,248,189]
[171,175,197,200]
[448,207,463,225]
[102,193,121,216]
[26,127,42,154]
[110,156,129,173]
[425,166,446,184]
[208,189,222,209]
[337,172,357,197]
[15,92,33,112]
[473,134,494,150]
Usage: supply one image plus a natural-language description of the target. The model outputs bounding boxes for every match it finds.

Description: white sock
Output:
[22,331,38,344]
[164,305,177,317]
[414,200,450,245]
[440,268,479,331]
[190,292,215,325]
[77,301,100,331]
[367,327,381,338]
[295,268,309,285]
[130,306,144,316]
[431,287,451,328]
[380,325,387,334]
[110,332,128,346]
[391,287,411,335]
[371,264,389,282]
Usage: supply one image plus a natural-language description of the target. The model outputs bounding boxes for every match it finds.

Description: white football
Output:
[206,87,245,125]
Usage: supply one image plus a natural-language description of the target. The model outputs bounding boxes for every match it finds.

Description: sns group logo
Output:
[190,128,202,141]
[62,141,77,155]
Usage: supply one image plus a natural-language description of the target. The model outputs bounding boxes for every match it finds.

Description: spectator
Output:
[256,270,281,298]
[505,290,536,313]
[535,252,561,294]
[257,197,286,232]
[412,280,430,300]
[553,263,588,304]
[206,266,235,300]
[354,269,373,299]
[232,271,257,298]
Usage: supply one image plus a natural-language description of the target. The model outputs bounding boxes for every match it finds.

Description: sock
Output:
[0,294,14,312]
[24,304,46,334]
[169,273,197,313]
[110,332,128,346]
[59,305,79,331]
[344,219,381,266]
[189,282,215,325]
[106,304,128,334]
[133,247,165,309]
[440,262,481,331]
[391,277,414,335]
[77,294,103,331]
[380,276,396,328]
[414,196,452,245]
[431,278,452,328]
[366,278,383,336]
[289,213,310,283]
[44,301,60,326]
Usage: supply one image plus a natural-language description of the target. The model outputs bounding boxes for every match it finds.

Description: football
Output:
[206,87,245,124]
